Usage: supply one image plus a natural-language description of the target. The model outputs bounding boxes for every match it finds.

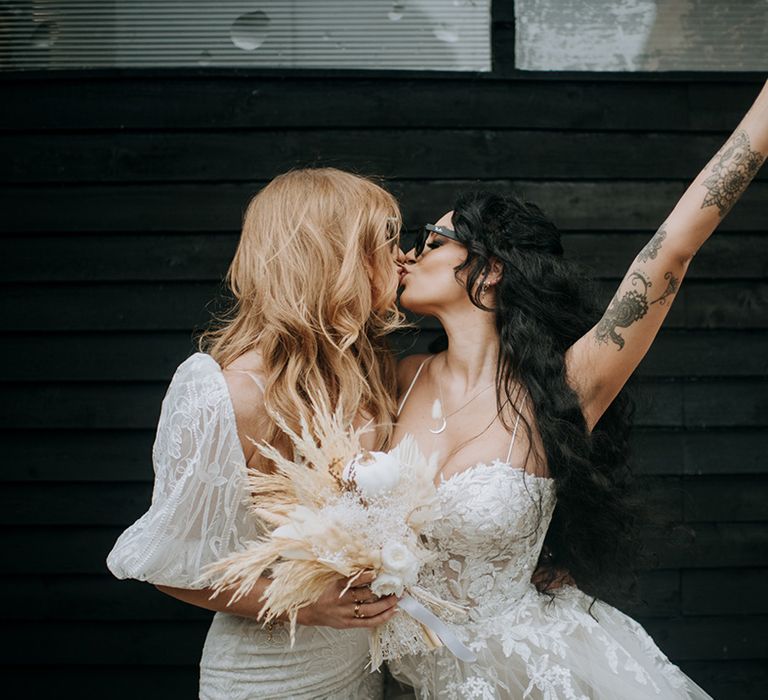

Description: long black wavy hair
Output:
[434,190,646,606]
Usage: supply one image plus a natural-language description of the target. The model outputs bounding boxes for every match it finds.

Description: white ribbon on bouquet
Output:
[398,589,477,663]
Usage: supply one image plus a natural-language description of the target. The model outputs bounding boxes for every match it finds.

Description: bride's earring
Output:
[480,280,489,301]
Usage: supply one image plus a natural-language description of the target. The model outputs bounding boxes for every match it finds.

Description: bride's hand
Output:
[295,571,400,629]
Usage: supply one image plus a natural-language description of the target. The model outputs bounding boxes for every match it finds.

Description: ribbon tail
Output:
[398,595,477,663]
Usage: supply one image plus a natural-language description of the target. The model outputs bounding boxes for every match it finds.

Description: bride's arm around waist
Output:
[107,353,397,629]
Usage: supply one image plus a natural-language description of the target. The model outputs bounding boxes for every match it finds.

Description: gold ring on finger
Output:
[354,603,365,619]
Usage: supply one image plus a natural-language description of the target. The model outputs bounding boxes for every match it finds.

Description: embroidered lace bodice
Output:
[425,461,556,621]
[389,457,712,699]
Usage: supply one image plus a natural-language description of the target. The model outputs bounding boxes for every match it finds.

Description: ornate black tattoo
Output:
[650,272,679,307]
[595,267,682,350]
[595,272,651,350]
[638,224,667,263]
[701,129,765,218]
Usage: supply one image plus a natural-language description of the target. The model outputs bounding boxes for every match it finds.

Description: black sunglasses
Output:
[412,223,460,257]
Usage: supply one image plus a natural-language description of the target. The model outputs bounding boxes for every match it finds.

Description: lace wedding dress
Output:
[107,353,381,700]
[387,459,713,699]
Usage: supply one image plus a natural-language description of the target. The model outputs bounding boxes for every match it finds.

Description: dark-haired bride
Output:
[388,81,767,698]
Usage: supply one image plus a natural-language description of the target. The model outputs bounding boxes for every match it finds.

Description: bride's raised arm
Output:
[566,80,768,431]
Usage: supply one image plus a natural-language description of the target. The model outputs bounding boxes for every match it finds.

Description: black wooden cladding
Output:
[4,180,766,232]
[5,330,768,381]
[2,30,767,700]
[2,428,766,483]
[0,78,759,132]
[9,129,768,184]
[8,521,762,574]
[2,378,768,431]
[6,232,768,281]
[4,476,768,526]
[6,280,768,331]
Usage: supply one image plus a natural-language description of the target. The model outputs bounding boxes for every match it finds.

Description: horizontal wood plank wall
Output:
[2,10,766,699]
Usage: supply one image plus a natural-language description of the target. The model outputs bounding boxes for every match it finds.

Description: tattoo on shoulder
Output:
[701,129,765,218]
[594,269,680,350]
[638,224,667,263]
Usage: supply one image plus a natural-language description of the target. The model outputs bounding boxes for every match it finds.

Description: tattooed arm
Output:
[566,81,768,431]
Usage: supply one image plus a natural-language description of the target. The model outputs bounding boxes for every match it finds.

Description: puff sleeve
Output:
[107,353,261,589]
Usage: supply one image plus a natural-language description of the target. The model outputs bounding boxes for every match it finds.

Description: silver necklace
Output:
[429,373,495,435]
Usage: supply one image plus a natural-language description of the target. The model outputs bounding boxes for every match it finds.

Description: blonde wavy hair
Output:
[201,168,404,466]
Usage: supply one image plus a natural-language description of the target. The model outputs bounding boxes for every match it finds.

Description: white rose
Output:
[371,572,405,598]
[380,542,418,576]
[342,451,401,498]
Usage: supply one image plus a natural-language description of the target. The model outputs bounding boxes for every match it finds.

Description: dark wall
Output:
[2,10,767,699]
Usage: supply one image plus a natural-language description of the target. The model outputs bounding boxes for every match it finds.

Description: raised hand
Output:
[567,80,768,430]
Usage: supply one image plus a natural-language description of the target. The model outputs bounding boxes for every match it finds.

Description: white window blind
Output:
[0,0,491,72]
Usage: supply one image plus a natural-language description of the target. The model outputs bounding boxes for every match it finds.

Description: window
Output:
[515,0,768,71]
[0,0,491,72]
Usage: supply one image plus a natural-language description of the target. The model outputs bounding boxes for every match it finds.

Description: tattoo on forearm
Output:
[701,129,765,218]
[650,272,679,307]
[594,269,680,350]
[638,224,667,263]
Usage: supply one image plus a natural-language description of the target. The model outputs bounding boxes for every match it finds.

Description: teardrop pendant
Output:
[429,399,446,434]
[429,416,447,435]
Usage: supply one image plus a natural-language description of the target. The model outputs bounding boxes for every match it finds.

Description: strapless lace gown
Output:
[388,460,712,699]
[107,353,381,699]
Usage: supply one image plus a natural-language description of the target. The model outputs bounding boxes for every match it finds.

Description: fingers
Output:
[348,604,399,628]
[348,570,376,587]
[330,572,403,629]
[355,594,398,619]
[340,570,378,603]
[343,585,378,604]
[320,586,400,629]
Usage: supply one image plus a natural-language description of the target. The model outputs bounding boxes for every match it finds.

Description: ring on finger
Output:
[353,603,365,619]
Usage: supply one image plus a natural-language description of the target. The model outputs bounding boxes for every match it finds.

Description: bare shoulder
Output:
[396,353,432,395]
[221,350,270,463]
[222,370,265,413]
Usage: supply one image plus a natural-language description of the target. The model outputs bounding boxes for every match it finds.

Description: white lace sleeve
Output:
[106,353,261,589]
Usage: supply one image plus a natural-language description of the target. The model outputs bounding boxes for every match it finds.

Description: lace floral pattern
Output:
[389,461,712,699]
[107,354,380,699]
[107,353,260,587]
